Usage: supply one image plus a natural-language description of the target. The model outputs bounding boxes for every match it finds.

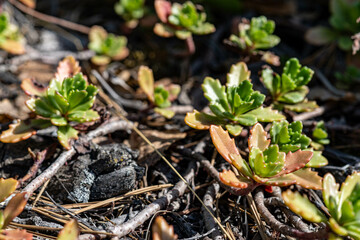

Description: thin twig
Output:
[254,188,329,239]
[108,161,197,239]
[22,120,133,197]
[8,0,91,34]
[202,183,223,240]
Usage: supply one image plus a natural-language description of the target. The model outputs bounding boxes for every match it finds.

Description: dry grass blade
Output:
[246,193,268,240]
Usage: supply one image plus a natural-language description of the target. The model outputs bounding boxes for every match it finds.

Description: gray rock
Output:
[90,166,136,200]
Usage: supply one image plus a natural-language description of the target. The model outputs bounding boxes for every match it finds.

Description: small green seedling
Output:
[57,219,80,240]
[306,0,360,52]
[185,61,284,136]
[311,121,330,150]
[0,56,100,150]
[270,120,328,167]
[261,58,318,112]
[0,178,32,240]
[138,65,180,119]
[227,16,280,65]
[210,123,322,193]
[115,0,145,28]
[0,12,25,55]
[154,0,215,53]
[283,172,360,240]
[88,26,129,65]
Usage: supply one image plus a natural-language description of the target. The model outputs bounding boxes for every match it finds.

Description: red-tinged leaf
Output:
[154,0,172,23]
[248,123,270,151]
[154,23,175,38]
[112,47,129,61]
[219,169,249,189]
[0,121,36,144]
[57,219,80,240]
[138,66,155,102]
[55,56,81,81]
[21,78,47,97]
[152,216,178,240]
[258,174,296,187]
[19,0,36,8]
[0,229,33,240]
[3,192,27,228]
[274,149,313,177]
[264,186,273,193]
[210,125,239,164]
[287,168,323,190]
[0,178,18,203]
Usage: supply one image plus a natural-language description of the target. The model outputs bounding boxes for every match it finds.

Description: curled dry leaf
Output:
[0,229,33,240]
[210,125,239,164]
[138,66,155,102]
[152,216,178,240]
[21,78,47,97]
[57,219,80,240]
[248,123,270,151]
[55,56,81,81]
[0,178,18,203]
[3,192,27,228]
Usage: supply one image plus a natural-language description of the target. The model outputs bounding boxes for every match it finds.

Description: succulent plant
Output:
[210,123,322,193]
[88,26,129,65]
[283,172,360,240]
[229,16,280,52]
[138,66,180,119]
[185,62,284,136]
[115,0,145,26]
[311,121,330,150]
[261,58,318,112]
[0,12,26,55]
[154,0,215,40]
[0,178,32,240]
[306,0,360,52]
[270,120,328,168]
[0,56,100,150]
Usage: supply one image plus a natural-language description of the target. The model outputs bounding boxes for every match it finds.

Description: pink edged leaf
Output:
[0,178,18,203]
[20,78,47,97]
[112,47,130,61]
[184,110,226,130]
[0,229,33,240]
[55,56,81,81]
[152,216,178,240]
[3,192,27,228]
[248,123,270,151]
[138,65,155,102]
[286,168,323,190]
[274,149,313,177]
[154,0,172,23]
[219,169,250,189]
[153,23,175,38]
[210,125,239,164]
[57,219,80,240]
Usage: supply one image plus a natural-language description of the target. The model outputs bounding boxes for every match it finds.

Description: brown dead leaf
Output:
[152,216,178,240]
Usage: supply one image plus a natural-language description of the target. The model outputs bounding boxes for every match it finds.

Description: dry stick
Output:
[22,120,133,197]
[8,0,91,34]
[253,189,329,239]
[202,183,223,240]
[108,161,197,239]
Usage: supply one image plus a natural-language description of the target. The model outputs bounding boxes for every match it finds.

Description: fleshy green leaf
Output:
[242,107,285,122]
[248,123,270,151]
[51,116,67,126]
[202,77,229,111]
[138,65,155,102]
[226,62,251,87]
[67,110,100,123]
[286,168,323,190]
[154,107,175,119]
[283,100,319,112]
[282,190,327,223]
[57,126,79,150]
[306,150,328,168]
[184,110,226,130]
[225,124,243,136]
